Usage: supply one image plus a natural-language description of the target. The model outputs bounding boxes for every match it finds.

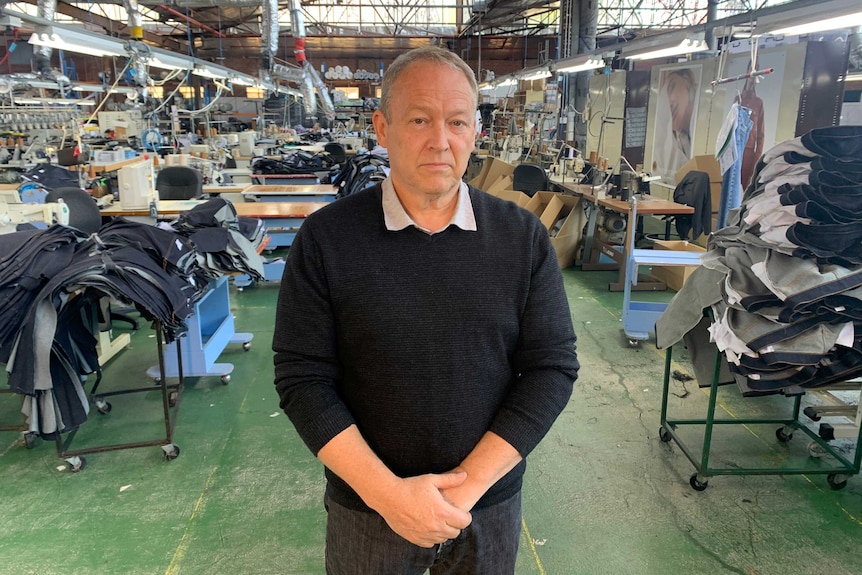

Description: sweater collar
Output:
[382,177,477,235]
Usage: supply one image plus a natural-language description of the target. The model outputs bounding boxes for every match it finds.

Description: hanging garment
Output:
[716,104,753,230]
[672,170,712,240]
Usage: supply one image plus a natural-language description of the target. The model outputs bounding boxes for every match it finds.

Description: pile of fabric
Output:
[331,153,389,198]
[1,198,264,438]
[657,126,862,396]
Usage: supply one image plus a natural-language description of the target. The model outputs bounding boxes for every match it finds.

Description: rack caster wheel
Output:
[827,473,848,490]
[807,442,826,459]
[242,342,251,351]
[221,374,231,385]
[775,426,794,443]
[659,426,672,443]
[22,432,37,449]
[152,377,161,385]
[66,456,87,473]
[689,473,708,491]
[96,400,112,415]
[803,406,821,422]
[162,444,181,461]
[627,338,641,348]
[168,391,178,407]
[237,287,244,292]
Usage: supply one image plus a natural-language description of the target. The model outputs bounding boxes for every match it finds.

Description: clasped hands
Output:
[374,470,481,548]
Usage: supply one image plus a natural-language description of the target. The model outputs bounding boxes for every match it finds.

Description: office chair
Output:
[324,142,347,165]
[156,166,204,200]
[512,163,549,197]
[45,187,101,235]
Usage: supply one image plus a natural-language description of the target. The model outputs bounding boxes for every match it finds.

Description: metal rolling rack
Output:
[659,345,862,491]
[0,389,37,449]
[55,321,183,472]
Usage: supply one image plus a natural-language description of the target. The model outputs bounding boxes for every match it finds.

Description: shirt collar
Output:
[382,177,477,234]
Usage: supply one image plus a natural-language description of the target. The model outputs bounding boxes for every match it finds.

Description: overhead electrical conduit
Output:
[266,0,334,121]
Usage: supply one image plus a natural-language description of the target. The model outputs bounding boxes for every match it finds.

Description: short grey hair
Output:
[379,46,478,120]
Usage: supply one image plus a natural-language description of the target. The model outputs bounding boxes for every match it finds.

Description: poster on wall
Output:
[650,64,702,184]
[722,51,786,191]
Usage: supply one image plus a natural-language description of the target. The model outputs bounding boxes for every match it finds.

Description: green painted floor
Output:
[2,267,862,574]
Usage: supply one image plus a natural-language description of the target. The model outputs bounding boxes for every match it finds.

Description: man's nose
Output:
[428,122,450,150]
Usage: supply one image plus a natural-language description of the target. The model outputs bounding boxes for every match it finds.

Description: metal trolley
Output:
[658,344,862,491]
[54,322,183,472]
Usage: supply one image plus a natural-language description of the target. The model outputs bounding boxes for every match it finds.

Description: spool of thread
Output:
[589,151,597,164]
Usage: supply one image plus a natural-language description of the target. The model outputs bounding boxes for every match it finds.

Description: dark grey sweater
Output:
[273,184,579,511]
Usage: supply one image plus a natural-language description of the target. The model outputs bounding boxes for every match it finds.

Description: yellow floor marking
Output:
[521,516,547,575]
[164,466,219,575]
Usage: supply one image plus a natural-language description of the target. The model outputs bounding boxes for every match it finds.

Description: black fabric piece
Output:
[673,170,712,239]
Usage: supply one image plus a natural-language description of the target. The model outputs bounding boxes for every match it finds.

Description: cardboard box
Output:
[485,175,514,196]
[530,191,586,269]
[498,190,533,207]
[469,157,515,190]
[674,155,723,212]
[650,239,706,291]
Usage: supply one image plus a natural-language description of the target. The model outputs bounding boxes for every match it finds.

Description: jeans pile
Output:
[167,197,265,281]
[1,198,266,438]
[657,126,862,395]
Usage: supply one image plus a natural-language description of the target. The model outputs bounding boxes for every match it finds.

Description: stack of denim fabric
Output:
[657,126,862,396]
[1,198,267,438]
[167,197,265,281]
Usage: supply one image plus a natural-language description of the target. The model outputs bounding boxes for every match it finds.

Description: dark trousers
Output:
[324,490,522,575]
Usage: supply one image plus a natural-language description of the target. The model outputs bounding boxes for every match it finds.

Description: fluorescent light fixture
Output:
[520,68,551,81]
[496,77,518,87]
[28,26,127,58]
[757,0,862,36]
[147,54,192,71]
[767,13,862,36]
[14,97,95,106]
[555,56,604,74]
[72,84,106,93]
[108,86,138,95]
[478,82,493,92]
[623,32,708,60]
[231,74,259,87]
[845,72,862,82]
[193,64,230,80]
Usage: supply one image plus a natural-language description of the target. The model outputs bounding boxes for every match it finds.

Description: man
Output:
[273,46,579,574]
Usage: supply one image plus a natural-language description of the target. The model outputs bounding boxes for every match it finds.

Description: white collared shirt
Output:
[381,177,477,235]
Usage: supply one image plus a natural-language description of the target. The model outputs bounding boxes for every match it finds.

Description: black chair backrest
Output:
[324,142,347,164]
[156,166,204,200]
[512,163,549,197]
[45,187,101,235]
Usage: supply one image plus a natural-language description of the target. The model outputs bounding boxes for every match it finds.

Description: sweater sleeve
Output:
[272,221,355,455]
[489,222,579,457]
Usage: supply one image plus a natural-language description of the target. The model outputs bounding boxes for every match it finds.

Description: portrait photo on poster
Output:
[651,64,702,184]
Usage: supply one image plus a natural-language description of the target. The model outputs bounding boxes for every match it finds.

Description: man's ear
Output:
[372,110,388,148]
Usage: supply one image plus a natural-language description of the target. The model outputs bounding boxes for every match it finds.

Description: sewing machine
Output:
[0,188,70,234]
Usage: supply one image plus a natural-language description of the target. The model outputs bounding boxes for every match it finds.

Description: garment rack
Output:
[659,344,862,491]
[55,321,183,472]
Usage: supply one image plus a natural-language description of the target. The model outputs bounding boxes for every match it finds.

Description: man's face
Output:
[666,74,693,133]
[372,61,476,199]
